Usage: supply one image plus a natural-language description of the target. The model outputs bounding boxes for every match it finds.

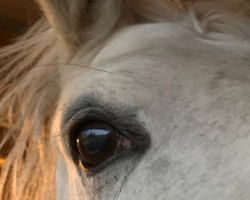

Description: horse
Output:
[0,0,250,199]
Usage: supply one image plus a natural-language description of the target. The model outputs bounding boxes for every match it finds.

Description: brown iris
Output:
[76,122,131,168]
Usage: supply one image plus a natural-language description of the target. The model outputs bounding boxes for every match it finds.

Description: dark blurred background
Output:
[0,0,40,46]
[0,0,40,166]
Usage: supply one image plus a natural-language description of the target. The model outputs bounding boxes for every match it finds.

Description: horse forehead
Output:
[61,25,191,100]
[59,24,250,131]
[64,23,249,95]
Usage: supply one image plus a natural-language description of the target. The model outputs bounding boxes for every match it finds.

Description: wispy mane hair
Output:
[0,18,62,199]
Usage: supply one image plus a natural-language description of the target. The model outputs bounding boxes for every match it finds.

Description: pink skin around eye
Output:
[121,137,132,149]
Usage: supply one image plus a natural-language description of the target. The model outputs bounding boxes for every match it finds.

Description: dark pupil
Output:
[77,122,119,168]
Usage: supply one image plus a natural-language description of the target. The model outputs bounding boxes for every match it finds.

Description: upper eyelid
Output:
[62,93,151,148]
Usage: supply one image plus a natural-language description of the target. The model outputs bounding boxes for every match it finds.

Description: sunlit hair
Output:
[0,19,61,199]
[0,0,249,199]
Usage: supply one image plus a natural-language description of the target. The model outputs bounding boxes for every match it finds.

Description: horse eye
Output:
[76,122,132,169]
